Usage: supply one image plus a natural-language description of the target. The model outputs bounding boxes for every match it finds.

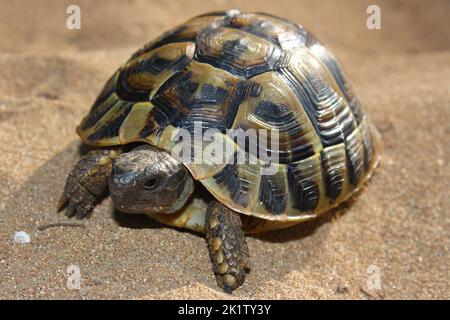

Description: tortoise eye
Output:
[143,177,159,190]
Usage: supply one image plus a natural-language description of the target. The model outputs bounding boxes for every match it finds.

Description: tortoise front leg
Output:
[206,201,250,293]
[57,149,120,219]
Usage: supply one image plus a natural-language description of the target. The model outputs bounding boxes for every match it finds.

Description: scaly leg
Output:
[57,149,120,219]
[206,201,250,293]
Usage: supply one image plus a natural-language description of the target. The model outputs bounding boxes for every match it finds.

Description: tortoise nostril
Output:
[143,177,159,190]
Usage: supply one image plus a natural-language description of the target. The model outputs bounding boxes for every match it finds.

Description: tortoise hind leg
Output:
[57,149,120,219]
[206,201,250,293]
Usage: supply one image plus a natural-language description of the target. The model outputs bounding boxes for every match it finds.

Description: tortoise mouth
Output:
[110,188,184,215]
[112,196,186,216]
[109,174,196,216]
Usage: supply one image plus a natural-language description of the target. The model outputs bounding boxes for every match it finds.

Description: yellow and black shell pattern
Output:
[77,11,381,222]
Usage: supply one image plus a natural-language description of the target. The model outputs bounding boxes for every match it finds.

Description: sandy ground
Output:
[0,0,449,299]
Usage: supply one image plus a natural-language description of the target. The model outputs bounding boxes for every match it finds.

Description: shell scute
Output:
[195,26,283,78]
[287,154,323,213]
[277,47,357,148]
[320,144,347,199]
[117,42,195,102]
[227,12,307,50]
[231,71,321,164]
[257,169,287,215]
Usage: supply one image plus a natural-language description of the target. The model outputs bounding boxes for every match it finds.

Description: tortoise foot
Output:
[57,149,119,219]
[206,201,250,294]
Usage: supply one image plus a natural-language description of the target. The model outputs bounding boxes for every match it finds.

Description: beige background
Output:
[0,0,449,299]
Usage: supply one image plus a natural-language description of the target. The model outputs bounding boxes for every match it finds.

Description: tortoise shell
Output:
[77,11,381,222]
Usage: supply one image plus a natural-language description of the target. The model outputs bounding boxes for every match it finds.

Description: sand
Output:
[0,0,449,299]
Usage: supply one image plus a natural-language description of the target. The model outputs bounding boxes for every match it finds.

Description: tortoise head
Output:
[109,145,194,215]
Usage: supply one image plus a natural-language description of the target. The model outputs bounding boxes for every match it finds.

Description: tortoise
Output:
[58,10,381,293]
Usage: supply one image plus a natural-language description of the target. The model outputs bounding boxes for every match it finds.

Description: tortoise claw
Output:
[58,150,117,220]
[56,193,69,213]
[65,201,77,218]
[61,188,96,219]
